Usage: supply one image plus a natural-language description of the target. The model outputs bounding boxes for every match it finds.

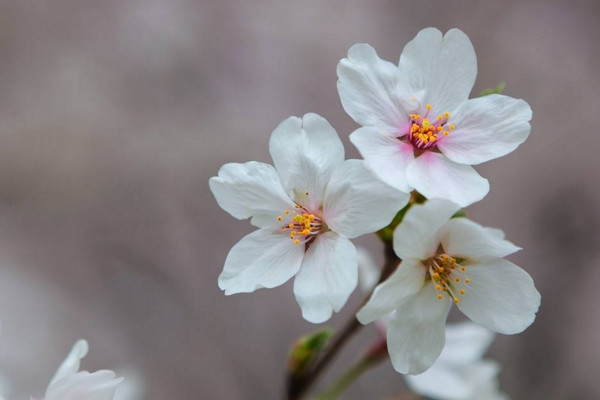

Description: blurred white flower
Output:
[337,27,532,207]
[356,247,379,293]
[36,340,123,400]
[357,199,540,374]
[210,113,408,323]
[405,322,508,400]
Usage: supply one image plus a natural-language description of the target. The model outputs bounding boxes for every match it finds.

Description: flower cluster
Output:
[210,26,540,386]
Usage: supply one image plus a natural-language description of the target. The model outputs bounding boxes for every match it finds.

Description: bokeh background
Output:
[0,0,597,399]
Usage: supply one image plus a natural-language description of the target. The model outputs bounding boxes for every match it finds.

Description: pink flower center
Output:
[277,197,323,245]
[407,104,454,150]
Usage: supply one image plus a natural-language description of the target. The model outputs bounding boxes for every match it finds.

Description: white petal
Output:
[209,161,295,228]
[440,218,521,263]
[387,282,452,374]
[440,322,495,364]
[399,28,476,113]
[323,160,409,239]
[406,359,500,400]
[48,340,89,387]
[438,94,532,165]
[461,361,503,400]
[349,127,415,193]
[293,232,357,323]
[356,258,426,324]
[218,228,305,295]
[457,259,541,334]
[407,152,489,207]
[269,113,344,207]
[356,247,379,293]
[393,199,460,260]
[337,44,409,133]
[46,371,123,400]
[404,363,472,400]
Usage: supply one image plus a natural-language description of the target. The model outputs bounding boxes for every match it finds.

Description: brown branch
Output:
[286,240,400,400]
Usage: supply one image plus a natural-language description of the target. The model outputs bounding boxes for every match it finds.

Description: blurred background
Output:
[0,0,597,399]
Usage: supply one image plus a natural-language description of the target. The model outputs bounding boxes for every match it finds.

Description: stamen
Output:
[278,203,323,244]
[429,254,471,303]
[407,105,453,150]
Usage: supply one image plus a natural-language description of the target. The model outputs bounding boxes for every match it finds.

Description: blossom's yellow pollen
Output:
[428,253,470,304]
[449,124,455,130]
[279,203,323,244]
[305,191,310,196]
[409,108,452,149]
[465,278,471,284]
[437,294,444,300]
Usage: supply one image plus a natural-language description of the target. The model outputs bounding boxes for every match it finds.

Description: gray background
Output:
[0,0,597,399]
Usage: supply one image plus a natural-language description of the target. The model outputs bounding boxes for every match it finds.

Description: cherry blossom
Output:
[338,28,532,206]
[210,113,408,323]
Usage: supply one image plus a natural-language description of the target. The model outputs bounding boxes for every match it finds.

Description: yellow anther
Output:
[455,277,461,283]
[461,266,466,272]
[465,278,471,284]
[444,112,450,118]
[294,239,300,245]
[288,223,294,229]
[443,131,449,136]
[460,289,465,295]
[454,298,460,304]
[432,272,440,280]
[305,191,310,196]
[284,210,290,215]
[437,115,443,121]
[277,216,283,221]
[437,294,444,300]
[426,104,432,110]
[449,124,455,130]
[435,285,441,291]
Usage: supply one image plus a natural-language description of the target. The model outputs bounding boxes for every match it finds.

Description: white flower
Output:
[39,340,123,400]
[405,322,508,400]
[357,199,540,374]
[356,247,379,293]
[210,113,408,323]
[337,27,532,207]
